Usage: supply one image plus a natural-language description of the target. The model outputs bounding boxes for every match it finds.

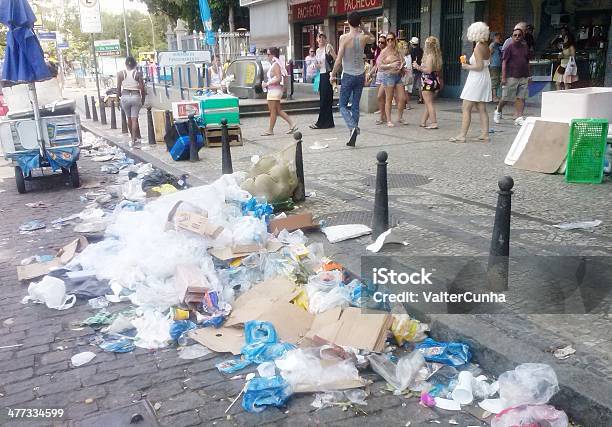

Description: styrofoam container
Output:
[541,87,612,124]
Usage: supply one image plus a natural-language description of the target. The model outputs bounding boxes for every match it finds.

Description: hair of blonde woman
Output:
[397,40,409,56]
[424,36,443,72]
[467,21,490,43]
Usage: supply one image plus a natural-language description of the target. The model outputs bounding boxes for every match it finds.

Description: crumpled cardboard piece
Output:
[166,201,224,238]
[269,212,320,235]
[16,236,88,281]
[209,240,284,261]
[189,326,244,355]
[175,264,211,304]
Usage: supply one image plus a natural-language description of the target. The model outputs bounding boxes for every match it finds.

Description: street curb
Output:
[80,120,205,187]
[81,111,611,426]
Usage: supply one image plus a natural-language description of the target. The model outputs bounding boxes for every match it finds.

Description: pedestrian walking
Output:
[413,36,442,129]
[117,56,145,148]
[377,33,406,127]
[261,47,298,136]
[330,12,375,147]
[489,32,503,102]
[410,37,424,104]
[553,30,578,90]
[450,22,492,143]
[494,27,531,126]
[309,34,336,129]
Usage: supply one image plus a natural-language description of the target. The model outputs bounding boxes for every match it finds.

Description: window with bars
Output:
[397,0,421,41]
[440,0,464,86]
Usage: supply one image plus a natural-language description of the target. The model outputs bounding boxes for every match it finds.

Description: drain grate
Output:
[362,173,431,188]
[316,210,401,227]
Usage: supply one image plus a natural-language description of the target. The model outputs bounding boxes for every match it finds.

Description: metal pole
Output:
[188,114,199,162]
[164,110,172,148]
[221,118,233,174]
[91,96,98,122]
[147,106,156,145]
[83,95,91,119]
[110,100,117,129]
[371,151,389,240]
[90,35,101,104]
[99,96,107,125]
[293,131,305,202]
[487,176,514,291]
[149,13,156,51]
[122,0,130,56]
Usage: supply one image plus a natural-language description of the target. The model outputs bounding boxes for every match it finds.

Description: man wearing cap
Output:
[494,27,531,126]
[410,37,424,104]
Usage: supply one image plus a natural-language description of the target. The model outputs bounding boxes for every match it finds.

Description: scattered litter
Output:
[153,402,162,411]
[434,397,461,411]
[3,318,15,327]
[19,220,46,232]
[451,371,473,404]
[311,389,368,409]
[448,420,459,425]
[553,345,576,360]
[84,398,94,404]
[99,336,135,353]
[420,392,435,407]
[366,229,393,252]
[321,224,372,243]
[483,154,491,157]
[25,201,49,208]
[257,361,276,378]
[71,351,96,367]
[416,338,471,367]
[242,375,292,413]
[226,373,255,413]
[491,404,568,427]
[309,142,329,150]
[0,344,23,349]
[478,398,506,414]
[368,351,424,393]
[88,296,109,309]
[22,276,76,310]
[178,344,213,360]
[498,363,559,407]
[553,220,602,230]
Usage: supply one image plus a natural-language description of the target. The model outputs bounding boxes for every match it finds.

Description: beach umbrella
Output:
[0,0,52,156]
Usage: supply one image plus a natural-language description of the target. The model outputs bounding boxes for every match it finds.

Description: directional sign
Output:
[79,0,102,33]
[37,31,57,41]
[94,39,121,57]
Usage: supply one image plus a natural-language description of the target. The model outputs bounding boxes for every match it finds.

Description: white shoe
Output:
[514,116,525,126]
[493,110,502,124]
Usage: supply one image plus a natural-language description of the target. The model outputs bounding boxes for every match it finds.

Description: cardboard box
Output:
[172,101,200,120]
[269,212,319,235]
[175,264,210,304]
[152,109,169,143]
[16,237,88,281]
[166,201,224,238]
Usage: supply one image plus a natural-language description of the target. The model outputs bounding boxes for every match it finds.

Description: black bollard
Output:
[221,118,233,174]
[487,176,514,291]
[164,110,172,150]
[99,97,107,125]
[293,131,305,202]
[110,100,117,129]
[371,151,389,240]
[188,113,199,162]
[146,106,156,145]
[83,95,91,119]
[91,96,98,122]
[120,106,128,134]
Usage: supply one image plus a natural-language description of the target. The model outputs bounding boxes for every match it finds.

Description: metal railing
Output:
[138,64,213,101]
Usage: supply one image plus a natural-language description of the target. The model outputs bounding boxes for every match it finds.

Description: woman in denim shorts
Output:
[377,33,406,127]
[117,56,145,147]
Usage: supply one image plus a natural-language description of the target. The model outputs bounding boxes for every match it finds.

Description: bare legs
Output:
[266,100,293,134]
[127,117,141,145]
[377,85,386,123]
[452,100,489,142]
[477,102,489,140]
[384,85,395,126]
[395,84,407,123]
[496,98,524,120]
[421,91,437,128]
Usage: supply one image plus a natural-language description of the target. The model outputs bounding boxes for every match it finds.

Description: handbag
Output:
[313,70,321,93]
[564,57,577,77]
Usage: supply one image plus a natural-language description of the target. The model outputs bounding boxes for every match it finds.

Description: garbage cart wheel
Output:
[69,164,80,188]
[15,166,26,194]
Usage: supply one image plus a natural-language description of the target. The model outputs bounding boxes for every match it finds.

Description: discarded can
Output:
[172,307,190,320]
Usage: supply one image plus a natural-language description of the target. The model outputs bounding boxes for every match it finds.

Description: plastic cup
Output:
[452,371,474,405]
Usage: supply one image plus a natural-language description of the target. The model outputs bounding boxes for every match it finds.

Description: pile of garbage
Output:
[19,135,569,424]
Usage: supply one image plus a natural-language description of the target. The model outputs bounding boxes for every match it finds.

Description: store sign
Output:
[37,32,57,41]
[94,39,121,57]
[157,50,212,67]
[292,0,329,21]
[336,0,382,14]
[78,0,102,33]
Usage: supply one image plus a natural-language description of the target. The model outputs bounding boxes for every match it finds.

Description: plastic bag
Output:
[564,56,577,77]
[22,276,76,310]
[276,348,362,392]
[367,351,425,393]
[71,351,96,367]
[132,309,172,349]
[169,320,197,342]
[415,338,471,367]
[242,321,294,364]
[308,285,351,314]
[391,314,429,345]
[231,216,268,247]
[313,71,320,93]
[242,375,292,413]
[99,335,135,353]
[491,404,568,427]
[498,363,559,406]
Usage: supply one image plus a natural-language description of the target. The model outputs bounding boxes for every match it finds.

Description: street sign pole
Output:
[91,35,102,105]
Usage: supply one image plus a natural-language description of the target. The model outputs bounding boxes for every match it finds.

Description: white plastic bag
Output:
[498,363,559,406]
[22,276,76,310]
[71,351,96,367]
[368,351,425,393]
[564,56,577,77]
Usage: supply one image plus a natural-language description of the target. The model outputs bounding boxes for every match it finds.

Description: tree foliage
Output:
[141,0,245,33]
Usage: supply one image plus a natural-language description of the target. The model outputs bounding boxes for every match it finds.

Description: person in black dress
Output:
[310,33,336,129]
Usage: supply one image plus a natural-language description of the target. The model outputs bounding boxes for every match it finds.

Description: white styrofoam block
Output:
[541,87,612,123]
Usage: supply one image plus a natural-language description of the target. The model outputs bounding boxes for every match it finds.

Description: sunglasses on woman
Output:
[386,37,395,42]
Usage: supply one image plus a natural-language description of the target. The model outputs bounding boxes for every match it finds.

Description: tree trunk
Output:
[228,6,235,32]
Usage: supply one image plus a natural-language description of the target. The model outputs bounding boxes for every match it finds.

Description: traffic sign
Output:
[94,39,121,57]
[79,0,102,33]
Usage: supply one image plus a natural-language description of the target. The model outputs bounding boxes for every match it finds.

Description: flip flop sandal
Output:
[419,123,427,128]
[425,124,439,129]
[375,120,385,125]
[309,124,320,129]
[387,122,395,127]
[286,125,298,134]
[260,131,274,136]
[449,136,466,143]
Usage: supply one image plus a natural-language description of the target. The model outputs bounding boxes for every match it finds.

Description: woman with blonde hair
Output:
[413,36,442,129]
[377,33,406,127]
[450,21,492,142]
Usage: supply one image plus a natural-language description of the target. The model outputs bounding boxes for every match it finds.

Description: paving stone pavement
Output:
[0,142,493,426]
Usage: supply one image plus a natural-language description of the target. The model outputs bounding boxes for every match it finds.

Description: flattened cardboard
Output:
[17,259,62,281]
[175,211,224,238]
[269,212,319,235]
[209,240,284,261]
[189,326,244,355]
[57,236,89,264]
[290,359,366,392]
[513,121,569,173]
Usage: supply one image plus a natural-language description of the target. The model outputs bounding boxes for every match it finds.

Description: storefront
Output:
[333,0,385,59]
[291,0,329,61]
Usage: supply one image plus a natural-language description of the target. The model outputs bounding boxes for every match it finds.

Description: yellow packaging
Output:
[291,289,309,311]
[173,307,190,320]
[391,314,428,345]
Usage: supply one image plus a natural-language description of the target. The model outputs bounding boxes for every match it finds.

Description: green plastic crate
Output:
[565,119,609,184]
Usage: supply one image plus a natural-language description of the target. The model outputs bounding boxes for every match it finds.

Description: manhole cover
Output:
[362,173,431,188]
[317,210,400,227]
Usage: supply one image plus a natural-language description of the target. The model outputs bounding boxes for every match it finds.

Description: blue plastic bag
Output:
[99,336,135,353]
[169,320,197,341]
[313,71,320,93]
[242,375,292,413]
[415,338,471,367]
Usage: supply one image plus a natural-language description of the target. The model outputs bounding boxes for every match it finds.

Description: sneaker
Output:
[347,128,358,147]
[493,110,502,124]
[514,116,525,126]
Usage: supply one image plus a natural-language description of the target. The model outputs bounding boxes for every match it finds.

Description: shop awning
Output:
[249,0,290,48]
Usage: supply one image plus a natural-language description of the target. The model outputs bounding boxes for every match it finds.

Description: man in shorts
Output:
[494,27,530,126]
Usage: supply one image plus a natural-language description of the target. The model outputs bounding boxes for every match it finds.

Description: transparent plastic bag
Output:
[491,404,568,427]
[498,363,559,406]
[367,351,425,393]
[391,314,429,345]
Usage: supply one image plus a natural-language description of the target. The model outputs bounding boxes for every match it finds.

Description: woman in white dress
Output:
[450,22,492,143]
